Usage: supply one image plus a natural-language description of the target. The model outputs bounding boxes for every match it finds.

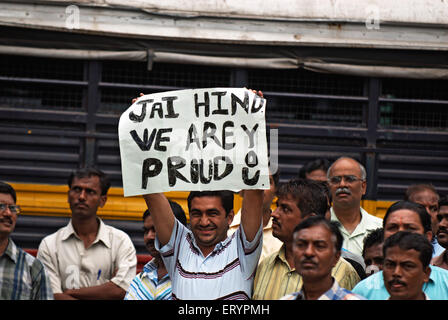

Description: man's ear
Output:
[423,265,431,283]
[227,209,235,225]
[99,195,107,208]
[333,250,341,268]
[425,231,433,243]
[361,180,367,196]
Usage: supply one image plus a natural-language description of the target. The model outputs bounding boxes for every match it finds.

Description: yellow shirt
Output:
[252,245,361,300]
[228,210,282,263]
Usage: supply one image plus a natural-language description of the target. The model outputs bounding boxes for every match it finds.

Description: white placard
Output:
[118,88,270,196]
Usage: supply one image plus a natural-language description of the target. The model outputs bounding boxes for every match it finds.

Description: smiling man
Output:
[0,181,53,300]
[143,189,263,300]
[327,157,382,257]
[383,231,432,300]
[37,167,137,300]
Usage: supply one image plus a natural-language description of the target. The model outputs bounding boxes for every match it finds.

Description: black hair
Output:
[143,200,187,226]
[277,178,329,218]
[439,194,448,208]
[383,231,433,269]
[383,200,432,234]
[68,167,111,196]
[298,159,331,179]
[0,181,16,203]
[362,228,384,258]
[293,215,343,252]
[187,190,234,216]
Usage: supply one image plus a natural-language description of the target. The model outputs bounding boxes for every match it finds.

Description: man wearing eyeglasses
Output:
[0,181,53,299]
[327,157,382,257]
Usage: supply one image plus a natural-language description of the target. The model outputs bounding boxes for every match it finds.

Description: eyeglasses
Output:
[328,175,364,185]
[0,203,21,214]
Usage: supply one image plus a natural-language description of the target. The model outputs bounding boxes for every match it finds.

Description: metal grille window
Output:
[0,82,84,112]
[248,68,367,127]
[99,61,232,115]
[380,77,448,130]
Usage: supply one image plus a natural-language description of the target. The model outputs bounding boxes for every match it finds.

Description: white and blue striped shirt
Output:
[124,259,172,300]
[156,220,263,300]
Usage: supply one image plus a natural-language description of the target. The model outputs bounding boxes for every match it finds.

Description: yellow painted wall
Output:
[10,182,390,221]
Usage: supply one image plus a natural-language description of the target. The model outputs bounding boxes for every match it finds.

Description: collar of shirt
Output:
[297,277,343,300]
[61,218,111,248]
[187,229,236,259]
[330,207,377,238]
[142,258,169,283]
[2,238,18,263]
[273,244,294,271]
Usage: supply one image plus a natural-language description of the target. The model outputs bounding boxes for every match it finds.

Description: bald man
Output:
[327,157,382,257]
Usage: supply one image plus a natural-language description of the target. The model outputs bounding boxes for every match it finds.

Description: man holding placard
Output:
[119,88,269,299]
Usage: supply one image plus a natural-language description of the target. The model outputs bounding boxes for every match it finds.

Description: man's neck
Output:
[332,205,362,234]
[284,241,295,269]
[302,276,334,300]
[72,216,99,248]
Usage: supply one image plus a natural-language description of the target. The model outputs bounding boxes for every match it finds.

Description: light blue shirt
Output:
[155,219,263,300]
[352,265,448,300]
[432,238,445,258]
[124,259,172,300]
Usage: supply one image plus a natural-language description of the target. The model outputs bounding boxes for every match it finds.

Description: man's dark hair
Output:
[144,200,187,226]
[68,167,111,196]
[277,178,329,218]
[293,215,343,252]
[298,158,331,179]
[439,195,448,208]
[404,184,439,202]
[362,228,384,258]
[383,200,432,234]
[0,181,16,203]
[187,190,234,216]
[383,231,433,269]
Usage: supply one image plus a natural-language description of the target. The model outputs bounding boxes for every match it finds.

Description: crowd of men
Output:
[1,155,448,300]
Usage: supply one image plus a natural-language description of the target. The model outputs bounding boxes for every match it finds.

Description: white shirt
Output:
[156,219,263,300]
[330,207,383,257]
[37,218,137,293]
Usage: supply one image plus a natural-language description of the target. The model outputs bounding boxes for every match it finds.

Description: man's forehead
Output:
[411,190,439,204]
[385,246,421,260]
[386,210,423,227]
[330,159,361,175]
[190,196,225,210]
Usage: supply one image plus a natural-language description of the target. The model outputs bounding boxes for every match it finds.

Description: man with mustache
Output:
[352,200,448,299]
[37,167,137,300]
[327,157,382,257]
[281,216,365,300]
[431,195,448,270]
[383,231,432,300]
[143,188,264,300]
[125,201,187,300]
[0,181,53,299]
[405,184,444,257]
[252,178,360,300]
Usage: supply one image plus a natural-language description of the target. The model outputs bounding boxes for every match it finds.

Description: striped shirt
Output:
[252,245,361,300]
[156,219,263,300]
[280,278,366,300]
[124,259,172,300]
[0,238,53,300]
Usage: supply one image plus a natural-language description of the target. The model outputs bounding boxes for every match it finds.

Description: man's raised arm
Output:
[240,189,264,242]
[143,193,175,246]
